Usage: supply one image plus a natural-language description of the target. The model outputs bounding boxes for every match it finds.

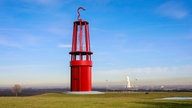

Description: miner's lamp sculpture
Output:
[69,7,93,91]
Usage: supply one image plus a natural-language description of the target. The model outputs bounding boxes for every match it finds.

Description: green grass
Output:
[0,92,192,108]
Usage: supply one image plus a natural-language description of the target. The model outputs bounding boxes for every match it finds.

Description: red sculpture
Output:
[69,7,93,91]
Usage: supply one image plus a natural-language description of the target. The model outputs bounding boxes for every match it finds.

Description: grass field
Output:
[0,92,192,108]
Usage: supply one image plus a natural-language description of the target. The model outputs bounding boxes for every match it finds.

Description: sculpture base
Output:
[64,91,104,94]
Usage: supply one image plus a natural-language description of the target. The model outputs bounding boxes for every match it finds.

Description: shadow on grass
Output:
[136,102,192,108]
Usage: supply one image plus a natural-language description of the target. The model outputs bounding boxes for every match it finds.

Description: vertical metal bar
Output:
[80,21,83,51]
[85,23,89,60]
[72,23,75,52]
[87,24,91,51]
[72,23,77,60]
[85,22,89,51]
[73,23,77,60]
[79,21,83,60]
[74,23,77,51]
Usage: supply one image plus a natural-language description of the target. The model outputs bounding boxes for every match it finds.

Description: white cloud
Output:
[0,38,22,48]
[58,44,71,48]
[157,1,188,19]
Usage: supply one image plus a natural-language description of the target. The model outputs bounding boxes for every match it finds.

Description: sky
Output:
[0,0,192,88]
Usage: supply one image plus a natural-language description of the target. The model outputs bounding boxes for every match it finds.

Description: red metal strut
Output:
[77,7,85,20]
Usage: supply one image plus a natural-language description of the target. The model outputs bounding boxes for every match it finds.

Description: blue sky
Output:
[0,0,192,88]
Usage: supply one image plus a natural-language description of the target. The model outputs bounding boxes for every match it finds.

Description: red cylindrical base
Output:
[70,60,92,91]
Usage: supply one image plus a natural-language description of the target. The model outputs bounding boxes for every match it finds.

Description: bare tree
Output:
[12,84,22,97]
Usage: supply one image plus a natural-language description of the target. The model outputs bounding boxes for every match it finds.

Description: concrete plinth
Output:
[64,91,104,94]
